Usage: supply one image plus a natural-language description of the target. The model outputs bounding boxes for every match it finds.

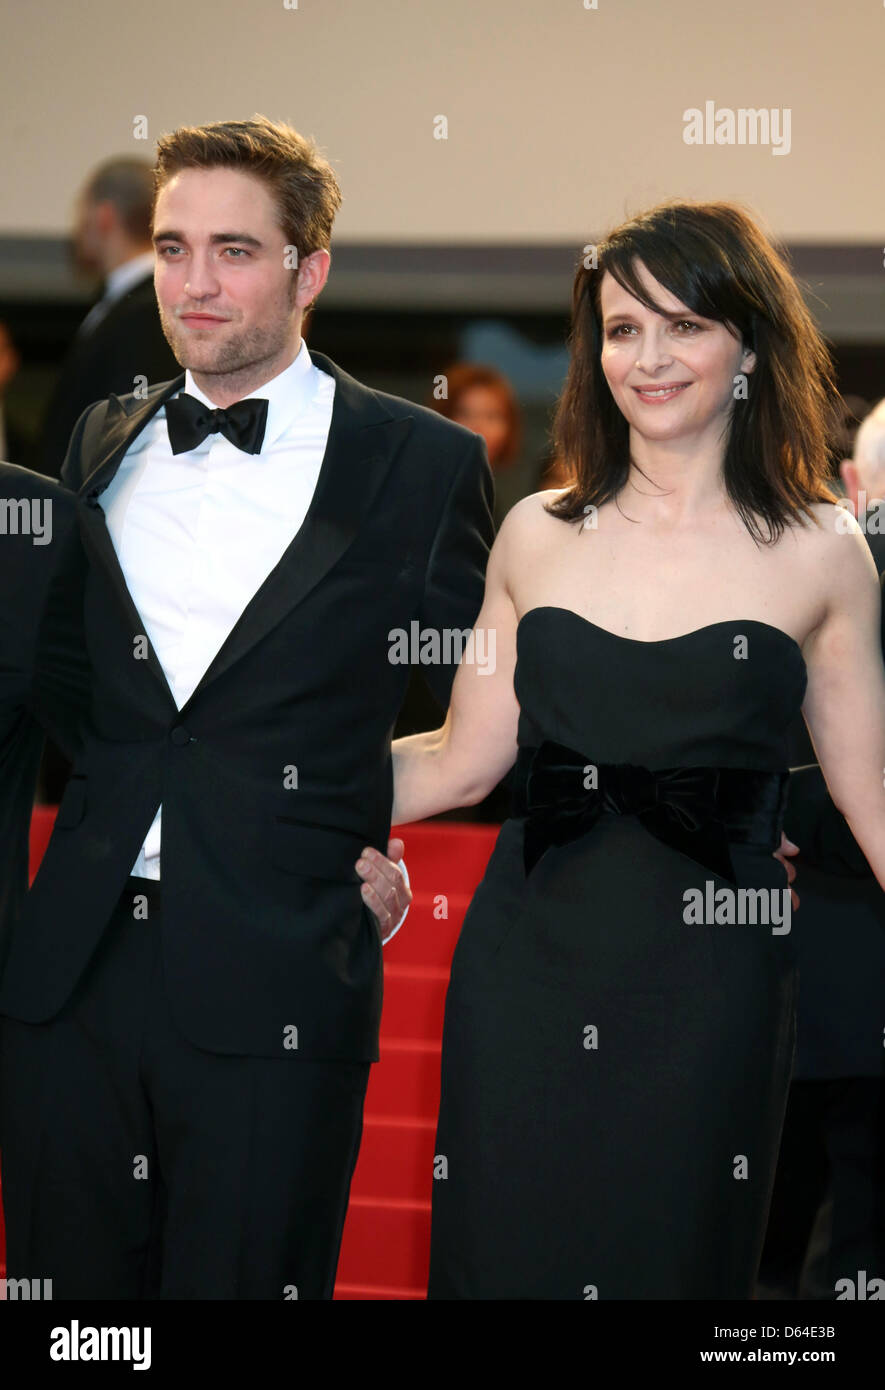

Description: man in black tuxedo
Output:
[38,157,179,480]
[0,465,90,977]
[0,117,494,1299]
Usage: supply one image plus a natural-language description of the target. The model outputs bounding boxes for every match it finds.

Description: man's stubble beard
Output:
[158,293,297,379]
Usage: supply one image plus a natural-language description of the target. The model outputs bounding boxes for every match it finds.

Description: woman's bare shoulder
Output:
[497,488,576,543]
[787,501,879,603]
[790,500,872,554]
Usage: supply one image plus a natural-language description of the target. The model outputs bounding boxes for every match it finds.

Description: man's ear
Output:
[295,248,331,309]
[839,458,860,514]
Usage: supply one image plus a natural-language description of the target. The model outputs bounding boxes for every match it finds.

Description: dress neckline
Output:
[517,605,807,671]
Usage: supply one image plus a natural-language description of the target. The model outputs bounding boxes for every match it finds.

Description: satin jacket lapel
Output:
[182,352,413,707]
[77,376,185,709]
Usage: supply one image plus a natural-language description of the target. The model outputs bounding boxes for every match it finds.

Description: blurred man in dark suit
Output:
[38,157,178,480]
[758,400,885,1299]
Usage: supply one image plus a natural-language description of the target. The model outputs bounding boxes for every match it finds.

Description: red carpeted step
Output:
[364,1038,442,1118]
[391,822,500,887]
[349,1115,437,1202]
[382,894,467,969]
[336,1197,431,1289]
[379,963,449,1038]
[334,1282,424,1300]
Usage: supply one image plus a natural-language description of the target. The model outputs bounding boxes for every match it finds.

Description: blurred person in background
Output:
[0,322,35,469]
[758,397,885,1299]
[433,364,522,529]
[831,395,874,484]
[37,156,178,481]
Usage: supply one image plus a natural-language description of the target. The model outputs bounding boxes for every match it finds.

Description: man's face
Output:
[153,167,308,382]
[72,194,104,276]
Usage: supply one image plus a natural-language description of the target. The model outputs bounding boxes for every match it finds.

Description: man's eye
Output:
[224,248,248,258]
[158,247,181,257]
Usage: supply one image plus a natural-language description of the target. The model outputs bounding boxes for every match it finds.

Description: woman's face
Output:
[452,385,511,466]
[599,261,755,449]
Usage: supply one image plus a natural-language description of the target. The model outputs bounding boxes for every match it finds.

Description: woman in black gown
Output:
[391,200,885,1298]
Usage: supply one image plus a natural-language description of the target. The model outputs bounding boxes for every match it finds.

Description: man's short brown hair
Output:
[152,115,342,260]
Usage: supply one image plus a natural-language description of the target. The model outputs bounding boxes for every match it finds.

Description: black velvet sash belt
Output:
[512,741,790,884]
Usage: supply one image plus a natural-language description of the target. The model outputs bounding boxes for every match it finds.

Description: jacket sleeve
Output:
[416,433,496,709]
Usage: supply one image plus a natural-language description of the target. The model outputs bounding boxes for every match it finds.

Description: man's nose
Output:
[183,256,221,299]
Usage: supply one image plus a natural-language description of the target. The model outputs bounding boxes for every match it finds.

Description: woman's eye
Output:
[605,320,702,337]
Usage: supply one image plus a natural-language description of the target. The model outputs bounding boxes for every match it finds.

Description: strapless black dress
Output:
[427,607,807,1299]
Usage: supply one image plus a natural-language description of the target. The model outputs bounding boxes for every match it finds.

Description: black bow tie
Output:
[165,391,269,455]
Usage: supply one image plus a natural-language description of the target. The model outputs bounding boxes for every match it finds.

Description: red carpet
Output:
[0,807,499,1299]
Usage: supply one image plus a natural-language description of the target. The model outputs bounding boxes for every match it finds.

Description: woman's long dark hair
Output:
[548,200,839,543]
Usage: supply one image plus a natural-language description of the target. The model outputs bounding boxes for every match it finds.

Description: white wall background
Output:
[1,0,882,244]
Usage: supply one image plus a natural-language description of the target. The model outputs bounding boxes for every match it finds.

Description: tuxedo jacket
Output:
[38,274,179,479]
[0,352,495,1061]
[0,464,90,978]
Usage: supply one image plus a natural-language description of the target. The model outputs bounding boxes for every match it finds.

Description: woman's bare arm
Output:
[801,507,885,892]
[391,500,529,823]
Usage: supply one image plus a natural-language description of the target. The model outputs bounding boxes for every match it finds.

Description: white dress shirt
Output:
[98,339,408,940]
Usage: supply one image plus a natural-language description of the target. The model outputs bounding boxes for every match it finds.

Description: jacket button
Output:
[170,725,191,746]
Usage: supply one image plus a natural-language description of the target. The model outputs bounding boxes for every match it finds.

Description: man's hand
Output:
[355,837,413,943]
[774,832,800,910]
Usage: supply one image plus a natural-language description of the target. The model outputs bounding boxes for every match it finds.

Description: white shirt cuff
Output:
[383,857,410,945]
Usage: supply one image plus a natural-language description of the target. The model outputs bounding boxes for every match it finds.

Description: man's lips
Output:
[179,313,228,325]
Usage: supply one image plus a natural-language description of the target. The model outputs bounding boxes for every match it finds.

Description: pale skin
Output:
[391,262,885,897]
[151,165,411,936]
